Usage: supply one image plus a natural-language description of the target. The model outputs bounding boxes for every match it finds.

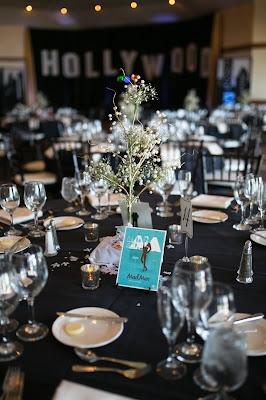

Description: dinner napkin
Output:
[191,194,233,209]
[89,236,122,266]
[53,380,138,400]
[87,193,123,208]
[0,207,42,225]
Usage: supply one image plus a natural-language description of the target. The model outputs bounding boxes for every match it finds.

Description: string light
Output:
[95,5,101,11]
[26,5,32,12]
[169,0,175,4]
[61,7,68,14]
[131,2,137,9]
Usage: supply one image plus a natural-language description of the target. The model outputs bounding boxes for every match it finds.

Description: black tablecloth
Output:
[0,193,266,400]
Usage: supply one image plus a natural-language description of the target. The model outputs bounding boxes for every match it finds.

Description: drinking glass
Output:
[13,245,49,342]
[156,276,187,380]
[0,183,22,236]
[156,169,176,217]
[91,178,108,220]
[233,175,251,231]
[244,173,257,225]
[253,180,266,231]
[61,177,79,212]
[172,258,213,363]
[106,184,116,216]
[193,282,236,391]
[0,255,23,361]
[200,328,247,399]
[24,181,47,237]
[74,170,91,216]
[178,170,192,199]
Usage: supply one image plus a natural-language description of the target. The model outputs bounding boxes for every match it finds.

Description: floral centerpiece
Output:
[93,73,183,224]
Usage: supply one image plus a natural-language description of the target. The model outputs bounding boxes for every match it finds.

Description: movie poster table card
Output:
[116,227,166,291]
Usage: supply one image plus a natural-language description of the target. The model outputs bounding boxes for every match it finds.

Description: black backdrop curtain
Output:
[30,14,213,114]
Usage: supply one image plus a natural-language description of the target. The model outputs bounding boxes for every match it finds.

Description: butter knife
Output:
[56,312,128,323]
[233,313,264,325]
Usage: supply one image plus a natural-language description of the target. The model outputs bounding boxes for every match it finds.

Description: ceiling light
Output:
[169,0,176,5]
[95,5,101,11]
[26,5,32,12]
[131,2,137,9]
[61,7,68,14]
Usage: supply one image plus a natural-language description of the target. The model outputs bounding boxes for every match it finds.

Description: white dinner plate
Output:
[0,235,30,253]
[234,313,266,356]
[43,216,84,231]
[250,231,266,246]
[52,307,124,348]
[192,210,228,224]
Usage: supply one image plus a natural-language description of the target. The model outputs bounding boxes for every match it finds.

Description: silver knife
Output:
[233,313,264,325]
[56,312,128,323]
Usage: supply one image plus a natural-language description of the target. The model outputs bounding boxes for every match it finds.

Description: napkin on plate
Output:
[0,207,42,225]
[87,193,123,208]
[89,236,122,266]
[191,194,233,209]
[53,380,138,400]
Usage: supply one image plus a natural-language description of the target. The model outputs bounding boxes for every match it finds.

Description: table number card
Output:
[116,227,166,291]
[180,197,193,238]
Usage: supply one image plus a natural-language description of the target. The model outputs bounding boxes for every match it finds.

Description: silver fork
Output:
[72,365,151,379]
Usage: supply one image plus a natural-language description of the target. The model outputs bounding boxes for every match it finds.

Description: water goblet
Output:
[156,169,176,217]
[0,183,22,236]
[74,170,91,216]
[199,328,247,399]
[13,244,49,342]
[61,177,79,212]
[172,258,213,363]
[178,170,192,199]
[233,175,251,231]
[91,178,108,220]
[244,173,257,225]
[193,282,236,391]
[0,255,23,361]
[24,181,47,237]
[156,276,187,380]
[253,180,266,231]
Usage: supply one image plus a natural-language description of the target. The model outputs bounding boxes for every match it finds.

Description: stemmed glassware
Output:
[0,255,23,361]
[0,183,22,236]
[178,170,192,199]
[172,257,213,364]
[156,169,176,217]
[13,244,49,342]
[91,178,108,220]
[233,175,251,231]
[244,173,257,225]
[253,179,266,231]
[156,276,187,380]
[74,170,91,216]
[106,184,116,216]
[199,328,247,399]
[193,282,236,391]
[61,177,79,212]
[24,181,47,237]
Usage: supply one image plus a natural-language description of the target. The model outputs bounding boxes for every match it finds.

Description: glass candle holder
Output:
[168,224,183,245]
[80,264,100,290]
[84,223,99,242]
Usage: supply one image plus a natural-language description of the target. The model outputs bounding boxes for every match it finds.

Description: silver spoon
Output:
[74,348,148,369]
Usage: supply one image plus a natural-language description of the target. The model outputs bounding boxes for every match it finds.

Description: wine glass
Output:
[74,170,91,216]
[193,282,236,391]
[106,184,116,216]
[24,181,47,237]
[178,170,192,199]
[233,175,251,231]
[0,183,22,236]
[244,173,257,225]
[13,244,49,342]
[253,180,266,231]
[156,276,187,380]
[172,257,213,364]
[61,177,78,212]
[91,178,108,220]
[0,254,23,361]
[200,328,247,399]
[156,169,176,217]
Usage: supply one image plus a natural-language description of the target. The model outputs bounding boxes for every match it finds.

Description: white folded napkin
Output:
[0,207,42,225]
[87,193,124,208]
[53,380,137,400]
[89,236,122,266]
[191,194,233,209]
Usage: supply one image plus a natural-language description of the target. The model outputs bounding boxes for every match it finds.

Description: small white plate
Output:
[52,307,124,348]
[234,313,266,356]
[43,216,84,231]
[0,235,30,253]
[192,210,228,224]
[250,231,266,246]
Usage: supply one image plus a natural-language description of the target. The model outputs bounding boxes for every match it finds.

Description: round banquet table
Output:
[0,193,266,400]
